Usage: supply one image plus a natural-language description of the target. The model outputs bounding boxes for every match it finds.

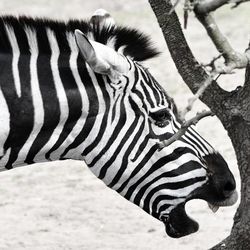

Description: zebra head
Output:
[74,10,237,238]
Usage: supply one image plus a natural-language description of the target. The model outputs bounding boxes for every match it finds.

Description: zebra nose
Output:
[222,178,236,198]
[214,173,236,199]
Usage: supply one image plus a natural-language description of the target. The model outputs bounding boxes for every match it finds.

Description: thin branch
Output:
[194,0,229,14]
[183,5,189,28]
[194,12,250,72]
[184,0,192,28]
[200,54,223,71]
[196,13,235,62]
[169,0,182,14]
[158,110,214,148]
[180,71,219,119]
[194,0,250,14]
[229,0,250,8]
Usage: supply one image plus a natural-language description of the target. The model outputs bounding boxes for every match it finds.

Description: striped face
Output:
[87,60,208,228]
[114,61,211,214]
[77,57,236,237]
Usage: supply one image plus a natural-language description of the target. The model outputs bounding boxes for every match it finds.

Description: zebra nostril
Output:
[223,180,236,197]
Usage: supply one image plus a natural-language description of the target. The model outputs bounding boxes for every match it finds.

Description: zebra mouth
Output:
[207,190,238,213]
[162,190,238,238]
[162,203,199,238]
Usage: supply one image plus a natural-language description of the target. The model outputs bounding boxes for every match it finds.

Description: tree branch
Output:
[169,0,182,14]
[194,0,250,13]
[194,12,250,73]
[194,0,229,14]
[148,0,229,118]
[231,0,250,8]
[158,110,214,148]
[180,71,219,119]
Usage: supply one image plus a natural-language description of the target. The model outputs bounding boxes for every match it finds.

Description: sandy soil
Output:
[0,0,249,249]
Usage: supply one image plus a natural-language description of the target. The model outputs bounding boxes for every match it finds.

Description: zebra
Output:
[0,9,237,238]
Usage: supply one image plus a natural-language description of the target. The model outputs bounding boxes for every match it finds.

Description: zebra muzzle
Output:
[207,189,238,213]
[162,190,238,238]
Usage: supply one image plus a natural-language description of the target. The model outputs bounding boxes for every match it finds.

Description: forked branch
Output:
[194,2,250,75]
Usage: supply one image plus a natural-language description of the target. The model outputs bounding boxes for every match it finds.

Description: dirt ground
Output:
[0,0,249,249]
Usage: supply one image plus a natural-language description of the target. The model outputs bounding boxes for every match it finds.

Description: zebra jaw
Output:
[162,190,238,238]
[162,203,199,238]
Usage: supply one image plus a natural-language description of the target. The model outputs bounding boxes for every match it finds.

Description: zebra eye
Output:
[149,109,171,127]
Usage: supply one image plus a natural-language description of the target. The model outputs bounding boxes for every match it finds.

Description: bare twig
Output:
[184,6,188,29]
[230,0,250,8]
[158,110,214,148]
[183,0,192,28]
[194,0,250,13]
[200,54,223,71]
[194,0,228,14]
[169,0,182,14]
[179,71,218,120]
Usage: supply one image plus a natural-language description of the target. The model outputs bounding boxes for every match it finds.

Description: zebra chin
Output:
[161,203,199,238]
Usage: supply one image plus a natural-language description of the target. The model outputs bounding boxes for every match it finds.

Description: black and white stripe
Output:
[0,15,216,223]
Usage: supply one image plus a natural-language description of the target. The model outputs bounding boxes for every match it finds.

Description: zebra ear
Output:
[74,30,111,75]
[90,9,116,30]
[74,30,130,80]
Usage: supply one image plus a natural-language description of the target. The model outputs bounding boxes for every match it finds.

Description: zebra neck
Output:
[0,23,111,169]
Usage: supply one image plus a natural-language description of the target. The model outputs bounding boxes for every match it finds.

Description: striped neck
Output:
[0,22,111,168]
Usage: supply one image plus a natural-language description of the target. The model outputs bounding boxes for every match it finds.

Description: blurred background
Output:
[0,0,249,249]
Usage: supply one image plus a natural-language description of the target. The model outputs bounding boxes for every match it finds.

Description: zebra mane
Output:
[0,15,160,61]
